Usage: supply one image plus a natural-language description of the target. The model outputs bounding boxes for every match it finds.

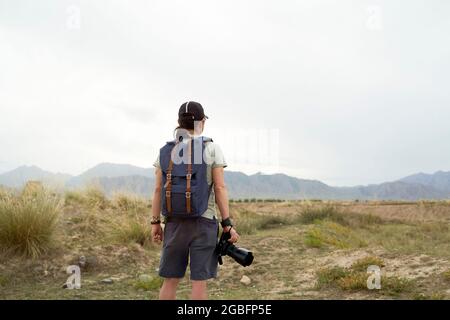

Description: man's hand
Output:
[223,226,240,243]
[151,224,163,243]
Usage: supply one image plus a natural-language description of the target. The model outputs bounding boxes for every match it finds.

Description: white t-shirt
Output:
[153,139,227,219]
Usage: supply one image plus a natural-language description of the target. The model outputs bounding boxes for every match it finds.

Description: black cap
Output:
[178,101,208,121]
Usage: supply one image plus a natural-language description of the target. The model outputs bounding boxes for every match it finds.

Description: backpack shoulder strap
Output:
[202,136,213,143]
[165,139,177,145]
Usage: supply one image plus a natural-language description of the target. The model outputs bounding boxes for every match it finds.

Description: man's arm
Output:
[212,166,230,221]
[213,167,239,243]
[151,168,163,243]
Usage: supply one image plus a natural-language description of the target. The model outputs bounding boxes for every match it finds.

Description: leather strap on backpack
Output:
[164,142,179,214]
[186,139,192,213]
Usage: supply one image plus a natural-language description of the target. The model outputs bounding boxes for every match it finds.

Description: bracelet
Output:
[150,216,161,225]
[221,217,233,228]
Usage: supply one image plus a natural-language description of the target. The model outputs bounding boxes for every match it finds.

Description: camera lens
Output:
[226,244,254,267]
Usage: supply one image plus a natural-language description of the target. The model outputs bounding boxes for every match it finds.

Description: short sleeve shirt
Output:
[153,140,227,219]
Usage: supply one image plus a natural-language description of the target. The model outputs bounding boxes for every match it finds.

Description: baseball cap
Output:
[178,101,208,121]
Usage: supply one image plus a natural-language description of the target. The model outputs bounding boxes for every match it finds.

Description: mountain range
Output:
[0,163,449,200]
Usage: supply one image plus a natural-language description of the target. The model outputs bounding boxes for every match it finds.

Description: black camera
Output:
[215,231,254,267]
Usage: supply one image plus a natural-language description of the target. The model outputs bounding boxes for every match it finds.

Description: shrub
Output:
[304,228,325,248]
[64,190,86,206]
[442,269,450,281]
[84,186,108,209]
[114,217,151,246]
[0,187,11,201]
[234,210,292,235]
[134,275,163,291]
[0,274,9,286]
[304,221,367,249]
[316,265,413,295]
[0,187,61,258]
[337,272,368,290]
[351,256,385,272]
[112,193,148,212]
[316,267,349,288]
[299,206,347,225]
[382,276,414,295]
[299,206,383,228]
[65,186,109,209]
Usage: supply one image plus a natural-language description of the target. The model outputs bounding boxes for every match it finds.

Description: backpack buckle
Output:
[166,191,171,197]
[185,192,191,199]
[166,173,172,180]
[186,173,192,180]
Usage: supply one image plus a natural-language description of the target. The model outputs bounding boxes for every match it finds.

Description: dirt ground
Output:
[1,200,450,300]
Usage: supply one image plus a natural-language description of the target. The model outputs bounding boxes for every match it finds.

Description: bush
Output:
[304,221,367,249]
[316,267,349,288]
[234,210,292,235]
[442,269,450,281]
[134,275,163,291]
[337,272,368,290]
[299,206,347,225]
[114,217,151,246]
[0,187,62,258]
[299,206,383,228]
[316,265,413,295]
[64,190,86,205]
[112,193,148,212]
[0,187,11,201]
[382,276,414,295]
[351,256,385,272]
[65,186,109,209]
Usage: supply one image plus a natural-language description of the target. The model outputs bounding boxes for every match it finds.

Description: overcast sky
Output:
[1,0,449,186]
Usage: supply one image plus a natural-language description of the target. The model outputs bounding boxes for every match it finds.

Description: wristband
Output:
[221,217,233,228]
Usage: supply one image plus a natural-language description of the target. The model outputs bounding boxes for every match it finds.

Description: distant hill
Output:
[0,165,72,188]
[66,163,154,187]
[94,175,155,197]
[400,171,450,194]
[1,164,449,200]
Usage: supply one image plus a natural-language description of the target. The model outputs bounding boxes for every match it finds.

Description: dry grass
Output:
[133,274,163,291]
[64,186,108,209]
[113,216,152,246]
[232,209,296,235]
[315,258,414,296]
[0,183,62,258]
[443,269,450,281]
[1,190,449,300]
[304,221,367,249]
[351,256,385,272]
[112,192,149,213]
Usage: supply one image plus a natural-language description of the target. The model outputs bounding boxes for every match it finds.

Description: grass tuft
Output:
[234,210,293,235]
[304,221,367,249]
[0,186,61,258]
[315,265,414,295]
[113,216,151,246]
[112,193,149,213]
[442,269,450,281]
[65,186,108,209]
[299,206,346,225]
[351,256,385,272]
[316,267,349,288]
[134,275,163,291]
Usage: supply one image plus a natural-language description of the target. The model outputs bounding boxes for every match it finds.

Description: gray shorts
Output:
[159,217,219,281]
